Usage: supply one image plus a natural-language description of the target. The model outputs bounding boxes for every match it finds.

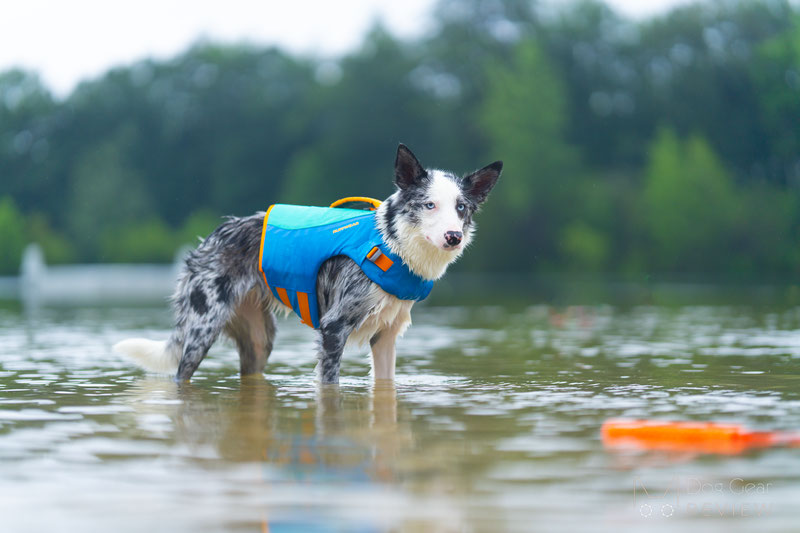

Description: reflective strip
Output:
[297,291,313,327]
[367,246,393,272]
[276,287,292,308]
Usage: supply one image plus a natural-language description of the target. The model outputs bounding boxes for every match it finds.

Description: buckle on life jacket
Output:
[367,246,393,272]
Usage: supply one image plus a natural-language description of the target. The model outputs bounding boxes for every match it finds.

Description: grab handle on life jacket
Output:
[329,197,383,210]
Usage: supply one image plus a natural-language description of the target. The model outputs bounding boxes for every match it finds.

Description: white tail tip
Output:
[113,338,179,374]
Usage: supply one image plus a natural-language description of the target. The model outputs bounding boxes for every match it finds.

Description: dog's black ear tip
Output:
[490,160,503,172]
[394,144,426,188]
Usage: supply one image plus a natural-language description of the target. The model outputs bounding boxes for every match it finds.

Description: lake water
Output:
[1,297,799,532]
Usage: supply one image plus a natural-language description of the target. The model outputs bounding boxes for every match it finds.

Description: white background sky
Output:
[0,0,695,97]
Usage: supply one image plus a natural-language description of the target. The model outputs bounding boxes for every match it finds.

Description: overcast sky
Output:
[0,0,696,97]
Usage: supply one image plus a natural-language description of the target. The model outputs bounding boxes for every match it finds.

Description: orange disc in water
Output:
[600,418,795,455]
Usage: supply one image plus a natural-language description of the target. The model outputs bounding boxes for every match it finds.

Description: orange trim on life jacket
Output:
[329,197,383,210]
[276,287,292,309]
[297,291,313,328]
[259,204,276,289]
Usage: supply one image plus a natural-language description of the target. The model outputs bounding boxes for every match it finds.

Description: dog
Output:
[114,144,502,384]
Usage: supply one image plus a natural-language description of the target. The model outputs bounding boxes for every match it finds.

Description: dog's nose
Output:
[445,231,462,246]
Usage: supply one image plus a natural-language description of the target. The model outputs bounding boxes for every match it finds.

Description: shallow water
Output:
[0,301,799,532]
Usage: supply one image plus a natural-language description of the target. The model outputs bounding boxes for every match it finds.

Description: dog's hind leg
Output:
[175,316,226,381]
[225,290,276,375]
[174,284,233,382]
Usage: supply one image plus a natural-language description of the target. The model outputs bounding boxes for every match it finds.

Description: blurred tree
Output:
[482,40,576,214]
[177,210,223,247]
[26,213,75,265]
[632,0,791,182]
[560,221,610,271]
[539,0,645,168]
[282,25,445,205]
[0,197,26,274]
[477,38,578,271]
[420,0,539,169]
[541,0,795,179]
[100,217,176,263]
[67,127,152,259]
[54,44,319,230]
[643,129,738,272]
[751,13,800,185]
[725,182,799,276]
[0,0,796,278]
[0,70,59,214]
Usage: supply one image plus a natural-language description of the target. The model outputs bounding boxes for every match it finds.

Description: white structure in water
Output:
[18,244,186,305]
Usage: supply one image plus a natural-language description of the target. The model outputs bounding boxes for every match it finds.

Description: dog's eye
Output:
[456,203,465,212]
[425,202,436,210]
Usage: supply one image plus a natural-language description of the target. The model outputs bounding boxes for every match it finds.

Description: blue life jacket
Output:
[258,204,434,328]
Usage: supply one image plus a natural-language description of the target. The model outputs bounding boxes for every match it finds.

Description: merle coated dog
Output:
[114,145,502,384]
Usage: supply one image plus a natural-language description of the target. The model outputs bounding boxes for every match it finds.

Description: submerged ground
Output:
[0,293,799,532]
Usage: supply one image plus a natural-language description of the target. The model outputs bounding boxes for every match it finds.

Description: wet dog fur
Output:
[114,145,501,384]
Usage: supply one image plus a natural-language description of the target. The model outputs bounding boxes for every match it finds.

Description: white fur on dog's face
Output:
[381,170,475,281]
[419,170,472,251]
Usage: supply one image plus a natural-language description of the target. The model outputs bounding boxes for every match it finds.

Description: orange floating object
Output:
[601,418,800,455]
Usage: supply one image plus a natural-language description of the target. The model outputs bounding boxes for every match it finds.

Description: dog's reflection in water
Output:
[122,377,467,531]
[122,376,410,480]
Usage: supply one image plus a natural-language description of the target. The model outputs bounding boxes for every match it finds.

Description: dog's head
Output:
[392,143,502,252]
[380,144,501,279]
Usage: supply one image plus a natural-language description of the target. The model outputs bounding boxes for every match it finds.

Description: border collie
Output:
[114,145,501,383]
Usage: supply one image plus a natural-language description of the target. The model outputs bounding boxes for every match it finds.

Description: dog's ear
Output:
[463,161,502,204]
[394,144,427,190]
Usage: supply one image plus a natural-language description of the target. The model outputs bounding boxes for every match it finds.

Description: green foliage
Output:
[751,14,800,176]
[67,127,152,257]
[99,211,223,263]
[177,210,222,247]
[282,149,329,205]
[476,39,578,271]
[729,184,800,276]
[560,222,610,272]
[0,0,797,278]
[0,197,26,275]
[643,129,738,271]
[481,40,576,214]
[26,213,76,265]
[100,217,177,263]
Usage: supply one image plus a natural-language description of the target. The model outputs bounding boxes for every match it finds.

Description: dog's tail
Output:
[113,338,180,374]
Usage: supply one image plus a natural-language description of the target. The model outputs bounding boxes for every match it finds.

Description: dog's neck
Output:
[375,193,462,281]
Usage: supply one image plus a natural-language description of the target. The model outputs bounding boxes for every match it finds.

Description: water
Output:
[1,300,799,532]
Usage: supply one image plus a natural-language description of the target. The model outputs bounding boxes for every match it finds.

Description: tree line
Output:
[1,0,798,279]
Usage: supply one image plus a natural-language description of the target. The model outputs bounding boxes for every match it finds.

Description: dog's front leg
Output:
[370,308,411,380]
[315,260,375,384]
